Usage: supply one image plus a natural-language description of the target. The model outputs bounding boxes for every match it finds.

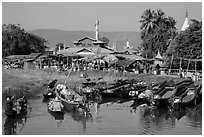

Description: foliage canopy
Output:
[2,24,47,58]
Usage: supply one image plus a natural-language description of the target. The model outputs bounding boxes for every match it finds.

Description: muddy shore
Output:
[2,68,185,104]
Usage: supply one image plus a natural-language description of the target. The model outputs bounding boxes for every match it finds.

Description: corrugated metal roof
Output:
[77,36,96,42]
[58,46,113,56]
[116,59,135,67]
[59,47,85,55]
[5,55,30,60]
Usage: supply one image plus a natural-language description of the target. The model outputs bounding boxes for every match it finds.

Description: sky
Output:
[2,2,202,32]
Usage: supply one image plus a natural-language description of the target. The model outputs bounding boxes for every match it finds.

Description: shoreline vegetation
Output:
[2,68,189,104]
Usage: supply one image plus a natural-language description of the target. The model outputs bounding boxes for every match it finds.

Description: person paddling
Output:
[48,79,58,90]
[5,96,16,114]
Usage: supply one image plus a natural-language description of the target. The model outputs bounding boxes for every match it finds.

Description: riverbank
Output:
[2,68,187,103]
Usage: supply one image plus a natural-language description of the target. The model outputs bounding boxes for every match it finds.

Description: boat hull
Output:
[61,100,79,111]
[43,94,55,99]
[153,98,171,108]
[4,110,27,118]
[173,85,201,110]
[47,108,65,120]
[55,90,81,111]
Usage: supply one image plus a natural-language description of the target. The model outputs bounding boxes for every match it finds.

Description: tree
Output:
[166,19,202,59]
[139,9,177,58]
[2,24,47,58]
[99,37,109,47]
[55,43,64,52]
[139,9,158,37]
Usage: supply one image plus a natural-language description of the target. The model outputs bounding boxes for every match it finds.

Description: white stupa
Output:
[155,50,163,60]
[181,11,189,31]
[124,39,133,50]
[154,50,164,66]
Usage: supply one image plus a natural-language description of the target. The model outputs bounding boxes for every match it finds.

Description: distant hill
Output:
[30,29,142,50]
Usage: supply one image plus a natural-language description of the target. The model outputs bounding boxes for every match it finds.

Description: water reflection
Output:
[185,103,202,129]
[129,99,202,134]
[47,100,96,132]
[4,116,28,135]
[130,100,146,113]
[3,96,201,135]
[138,106,177,134]
[68,110,93,132]
[48,109,65,128]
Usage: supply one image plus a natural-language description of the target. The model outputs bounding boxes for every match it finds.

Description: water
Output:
[2,96,202,135]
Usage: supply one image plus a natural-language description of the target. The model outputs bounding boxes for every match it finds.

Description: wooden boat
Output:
[152,80,167,91]
[4,109,27,118]
[173,84,201,110]
[99,91,119,98]
[55,85,86,112]
[47,108,65,121]
[4,115,27,135]
[130,99,147,112]
[137,80,174,105]
[43,89,56,99]
[195,85,202,104]
[99,80,147,98]
[47,98,65,114]
[4,96,28,118]
[151,79,194,107]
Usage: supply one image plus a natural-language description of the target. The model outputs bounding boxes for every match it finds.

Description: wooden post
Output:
[67,56,68,67]
[169,54,173,74]
[77,55,79,73]
[40,59,42,69]
[186,58,190,73]
[115,62,117,73]
[179,57,182,76]
[195,60,197,73]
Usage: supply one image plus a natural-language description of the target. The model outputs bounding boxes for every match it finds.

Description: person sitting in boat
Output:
[56,84,71,99]
[48,79,58,91]
[138,86,153,99]
[16,96,28,112]
[5,96,16,114]
[48,97,64,112]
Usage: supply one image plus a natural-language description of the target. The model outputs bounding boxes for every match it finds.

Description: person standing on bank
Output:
[155,64,161,75]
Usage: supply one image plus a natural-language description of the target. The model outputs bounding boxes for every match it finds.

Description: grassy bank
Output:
[2,68,183,103]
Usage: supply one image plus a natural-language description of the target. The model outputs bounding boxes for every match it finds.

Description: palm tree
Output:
[139,9,158,36]
[155,9,165,23]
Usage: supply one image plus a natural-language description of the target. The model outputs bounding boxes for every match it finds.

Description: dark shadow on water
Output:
[67,110,93,133]
[42,97,50,103]
[3,116,28,135]
[185,103,202,129]
[134,101,202,134]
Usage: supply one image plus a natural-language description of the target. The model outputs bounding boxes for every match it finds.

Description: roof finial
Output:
[186,10,188,18]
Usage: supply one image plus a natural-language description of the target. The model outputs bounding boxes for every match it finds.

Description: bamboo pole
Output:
[64,67,73,85]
